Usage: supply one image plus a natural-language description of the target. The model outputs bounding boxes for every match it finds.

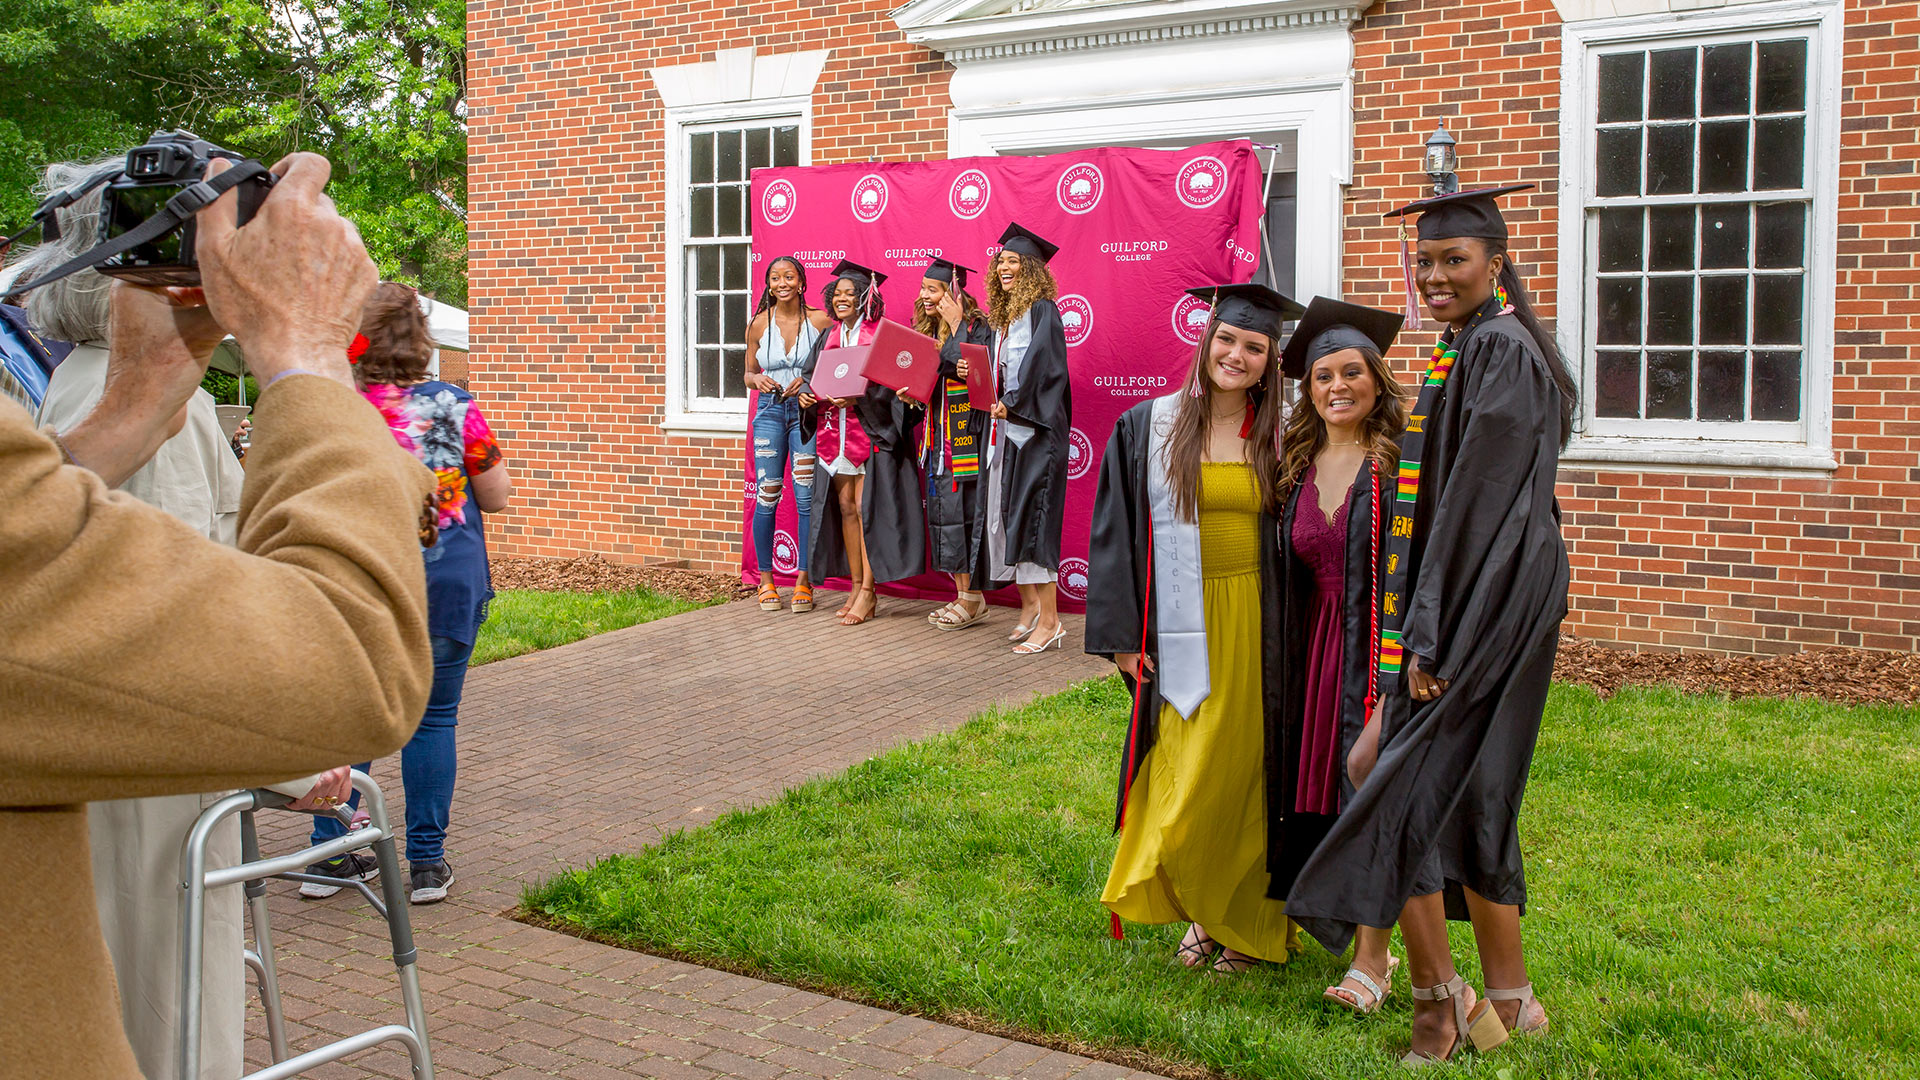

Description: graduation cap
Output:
[996,221,1059,263]
[1280,296,1406,379]
[1181,282,1305,344]
[922,257,974,290]
[829,257,887,289]
[1384,184,1534,241]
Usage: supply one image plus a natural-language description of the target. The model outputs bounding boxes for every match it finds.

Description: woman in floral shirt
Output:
[303,283,511,905]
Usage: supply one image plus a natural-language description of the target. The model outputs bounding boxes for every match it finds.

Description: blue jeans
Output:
[310,635,473,864]
[751,395,814,574]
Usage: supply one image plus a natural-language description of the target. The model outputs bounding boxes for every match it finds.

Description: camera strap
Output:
[6,161,272,295]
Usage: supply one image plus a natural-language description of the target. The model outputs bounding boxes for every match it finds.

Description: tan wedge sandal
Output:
[1401,973,1506,1067]
[1484,983,1550,1036]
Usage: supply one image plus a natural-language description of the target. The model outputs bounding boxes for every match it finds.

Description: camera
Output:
[96,131,275,287]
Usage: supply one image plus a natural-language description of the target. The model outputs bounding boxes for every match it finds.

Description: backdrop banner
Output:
[741,140,1266,612]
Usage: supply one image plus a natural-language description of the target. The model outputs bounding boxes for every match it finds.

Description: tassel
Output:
[1111,911,1124,940]
[1397,217,1422,333]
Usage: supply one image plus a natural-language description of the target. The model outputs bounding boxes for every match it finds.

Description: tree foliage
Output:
[1,0,467,303]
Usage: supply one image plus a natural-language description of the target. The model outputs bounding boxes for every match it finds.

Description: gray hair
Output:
[4,152,127,344]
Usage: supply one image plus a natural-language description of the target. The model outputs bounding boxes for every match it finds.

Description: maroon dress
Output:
[1291,465,1351,816]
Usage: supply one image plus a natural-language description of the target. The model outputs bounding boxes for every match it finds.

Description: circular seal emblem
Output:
[762,179,797,226]
[850,174,889,223]
[895,349,914,370]
[833,361,851,380]
[949,168,991,220]
[1056,294,1094,349]
[1176,156,1229,210]
[1058,557,1091,602]
[1066,426,1095,481]
[1056,162,1104,215]
[772,529,800,575]
[1171,293,1214,345]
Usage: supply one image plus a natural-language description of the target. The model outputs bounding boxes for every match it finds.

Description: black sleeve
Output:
[858,385,915,455]
[797,330,830,442]
[1001,301,1070,433]
[1084,408,1144,659]
[937,316,992,379]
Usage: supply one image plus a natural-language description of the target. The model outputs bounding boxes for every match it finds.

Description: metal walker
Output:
[179,770,434,1079]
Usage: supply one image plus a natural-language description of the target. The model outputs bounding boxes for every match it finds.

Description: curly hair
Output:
[986,254,1058,332]
[910,279,984,340]
[353,282,434,388]
[1276,344,1410,508]
[1162,319,1285,521]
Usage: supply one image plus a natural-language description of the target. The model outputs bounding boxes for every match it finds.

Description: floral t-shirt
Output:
[363,380,503,645]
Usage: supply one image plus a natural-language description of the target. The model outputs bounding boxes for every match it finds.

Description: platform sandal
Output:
[931,591,989,631]
[791,582,815,614]
[757,582,782,612]
[1325,955,1400,1015]
[1402,974,1506,1067]
[1484,983,1550,1036]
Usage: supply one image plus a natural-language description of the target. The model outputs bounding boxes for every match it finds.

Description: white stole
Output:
[1146,394,1209,717]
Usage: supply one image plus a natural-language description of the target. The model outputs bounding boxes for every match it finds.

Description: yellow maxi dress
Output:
[1100,461,1300,961]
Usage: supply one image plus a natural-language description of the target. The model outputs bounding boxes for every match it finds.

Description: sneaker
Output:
[299,852,380,899]
[408,859,454,904]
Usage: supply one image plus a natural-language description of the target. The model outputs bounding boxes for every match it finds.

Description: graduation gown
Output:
[1285,311,1569,955]
[924,315,992,574]
[1264,460,1389,899]
[1083,397,1285,835]
[972,299,1072,581]
[799,329,928,584]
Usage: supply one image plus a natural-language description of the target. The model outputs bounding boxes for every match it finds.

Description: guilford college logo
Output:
[762,179,797,226]
[949,168,991,220]
[1055,294,1094,349]
[851,174,889,223]
[1066,427,1094,480]
[1058,557,1091,602]
[1171,293,1213,345]
[1056,162,1104,215]
[772,529,800,574]
[895,349,914,370]
[1176,156,1228,210]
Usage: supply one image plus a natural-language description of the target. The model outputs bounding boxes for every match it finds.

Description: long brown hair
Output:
[354,282,433,388]
[1163,318,1285,522]
[986,254,1057,332]
[911,278,984,340]
[1276,345,1410,506]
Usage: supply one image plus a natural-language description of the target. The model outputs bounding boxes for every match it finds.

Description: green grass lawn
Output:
[471,588,717,666]
[524,678,1920,1079]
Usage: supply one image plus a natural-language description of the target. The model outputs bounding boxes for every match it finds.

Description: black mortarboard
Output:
[1280,296,1406,378]
[1182,282,1305,344]
[923,257,974,289]
[829,257,887,288]
[1385,184,1534,241]
[996,222,1059,263]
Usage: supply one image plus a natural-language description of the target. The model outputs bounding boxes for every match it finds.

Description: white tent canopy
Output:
[209,293,468,387]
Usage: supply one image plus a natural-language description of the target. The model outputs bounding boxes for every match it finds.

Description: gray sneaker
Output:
[408,859,453,904]
[299,852,379,899]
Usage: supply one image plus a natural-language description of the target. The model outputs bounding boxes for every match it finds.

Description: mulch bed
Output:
[491,554,751,603]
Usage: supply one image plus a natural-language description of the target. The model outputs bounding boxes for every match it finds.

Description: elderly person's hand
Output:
[285,766,355,813]
[194,152,377,389]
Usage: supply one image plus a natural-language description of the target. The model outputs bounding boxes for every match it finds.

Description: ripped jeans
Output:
[751,394,815,574]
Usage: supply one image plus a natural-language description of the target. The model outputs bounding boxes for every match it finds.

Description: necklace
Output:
[1326,439,1363,446]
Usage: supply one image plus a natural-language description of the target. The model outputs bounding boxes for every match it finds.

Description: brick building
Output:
[467,0,1919,655]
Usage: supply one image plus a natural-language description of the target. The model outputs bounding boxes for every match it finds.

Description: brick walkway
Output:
[246,592,1166,1079]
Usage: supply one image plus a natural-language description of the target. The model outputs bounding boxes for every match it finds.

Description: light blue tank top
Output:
[761,315,821,388]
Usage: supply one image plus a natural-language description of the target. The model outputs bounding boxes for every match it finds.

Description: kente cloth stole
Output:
[1377,293,1504,677]
[945,377,978,483]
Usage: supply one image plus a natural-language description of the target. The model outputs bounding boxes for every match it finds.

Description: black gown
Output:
[971,299,1072,583]
[1264,459,1391,899]
[1083,399,1285,834]
[799,329,928,585]
[925,315,992,574]
[1285,311,1569,955]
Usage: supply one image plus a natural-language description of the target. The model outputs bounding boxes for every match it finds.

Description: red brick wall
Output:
[466,0,950,569]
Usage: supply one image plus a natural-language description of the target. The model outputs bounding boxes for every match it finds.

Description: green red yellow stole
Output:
[1377,290,1506,678]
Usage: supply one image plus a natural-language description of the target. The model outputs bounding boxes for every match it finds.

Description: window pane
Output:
[1596,351,1642,417]
[1598,277,1642,345]
[774,126,800,167]
[695,244,720,290]
[1646,350,1693,419]
[1698,351,1746,421]
[1597,207,1643,272]
[718,185,744,237]
[1699,121,1750,193]
[1648,205,1695,272]
[692,187,715,238]
[716,129,743,182]
[1647,276,1694,345]
[1755,202,1806,268]
[1699,276,1748,345]
[690,132,714,183]
[746,127,771,171]
[1596,128,1643,197]
[697,350,720,399]
[724,348,746,397]
[1701,44,1752,117]
[723,243,748,291]
[1753,274,1803,345]
[1701,204,1751,269]
[1751,350,1802,420]
[696,294,719,347]
[1757,39,1808,114]
[1647,125,1696,195]
[724,293,749,346]
[1648,48,1698,120]
[1598,52,1646,123]
[1753,117,1805,189]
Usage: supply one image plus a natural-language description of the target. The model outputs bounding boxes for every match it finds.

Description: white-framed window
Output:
[1557,0,1841,470]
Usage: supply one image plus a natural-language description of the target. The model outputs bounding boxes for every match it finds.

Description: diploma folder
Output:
[855,319,945,404]
[961,343,993,411]
[808,346,870,400]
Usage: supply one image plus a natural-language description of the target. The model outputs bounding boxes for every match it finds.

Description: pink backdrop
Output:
[741,140,1267,611]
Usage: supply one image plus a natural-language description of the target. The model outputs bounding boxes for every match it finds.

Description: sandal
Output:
[1325,955,1400,1015]
[791,582,815,614]
[932,592,989,631]
[1402,974,1506,1067]
[757,583,782,612]
[839,586,877,626]
[1485,982,1549,1036]
[1210,947,1264,976]
[1176,924,1219,968]
[1013,624,1066,654]
[1007,620,1034,642]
